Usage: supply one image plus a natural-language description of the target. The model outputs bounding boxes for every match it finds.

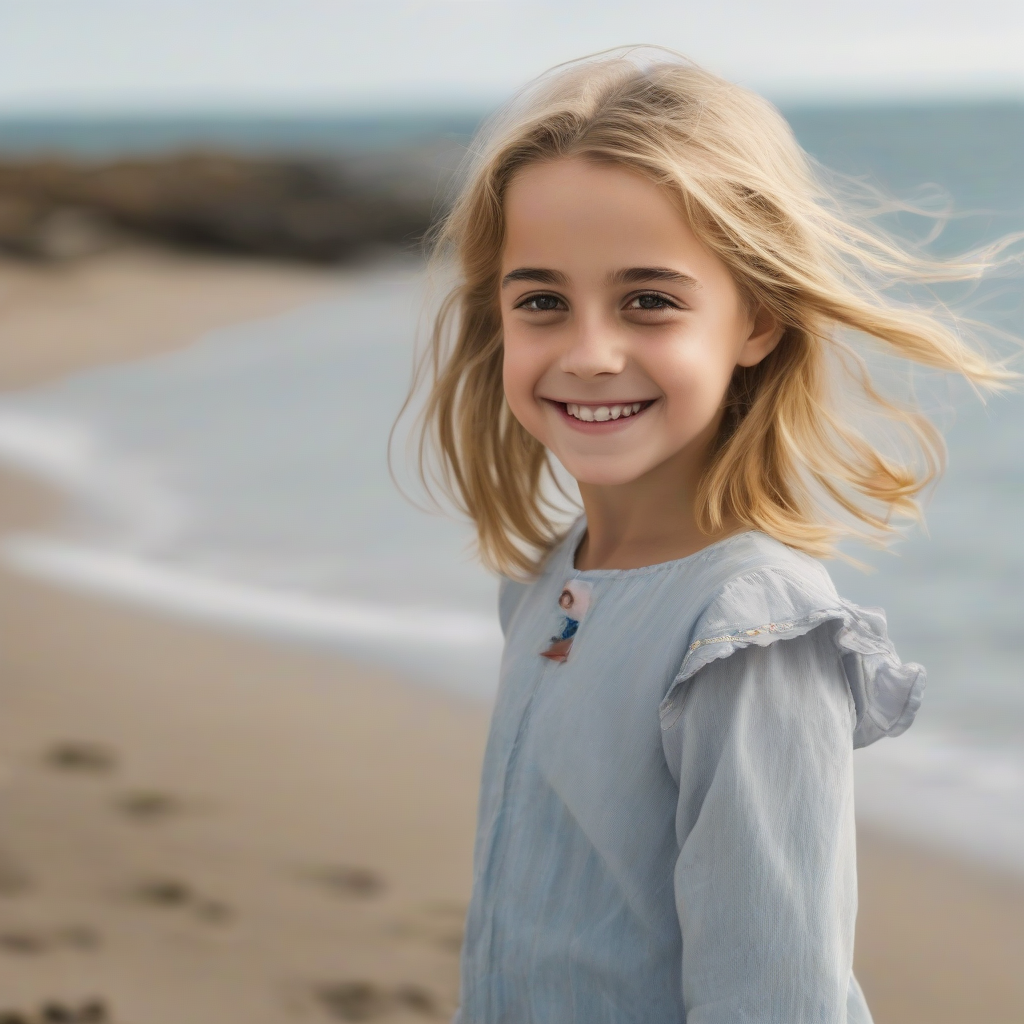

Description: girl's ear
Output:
[736,306,785,368]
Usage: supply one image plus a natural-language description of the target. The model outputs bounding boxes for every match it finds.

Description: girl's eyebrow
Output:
[612,266,699,288]
[500,266,699,288]
[501,267,569,287]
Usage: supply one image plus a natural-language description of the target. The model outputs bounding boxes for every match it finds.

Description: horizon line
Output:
[1,92,1023,122]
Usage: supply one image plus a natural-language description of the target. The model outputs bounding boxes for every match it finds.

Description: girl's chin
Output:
[556,458,653,488]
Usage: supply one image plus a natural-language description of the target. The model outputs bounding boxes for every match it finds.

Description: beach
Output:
[0,250,1022,1023]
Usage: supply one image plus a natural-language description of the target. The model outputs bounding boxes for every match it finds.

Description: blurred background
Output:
[0,3,1021,1022]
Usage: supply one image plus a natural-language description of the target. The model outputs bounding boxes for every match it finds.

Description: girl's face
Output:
[500,156,781,487]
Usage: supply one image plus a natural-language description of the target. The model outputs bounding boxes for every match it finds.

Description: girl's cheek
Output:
[502,343,546,434]
[657,359,733,434]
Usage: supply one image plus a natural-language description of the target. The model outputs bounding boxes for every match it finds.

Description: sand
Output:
[0,249,1022,1024]
[0,248,340,390]
[0,520,486,1023]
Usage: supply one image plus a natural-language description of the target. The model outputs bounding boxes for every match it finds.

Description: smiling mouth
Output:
[549,399,657,423]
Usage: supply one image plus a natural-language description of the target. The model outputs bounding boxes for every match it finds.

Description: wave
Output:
[0,409,187,547]
[854,730,1024,878]
[0,402,504,699]
[2,534,504,701]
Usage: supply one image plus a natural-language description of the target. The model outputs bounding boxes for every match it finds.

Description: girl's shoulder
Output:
[670,530,925,748]
[690,528,841,644]
[497,524,835,640]
[496,524,925,749]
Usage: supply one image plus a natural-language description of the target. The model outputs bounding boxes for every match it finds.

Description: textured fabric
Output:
[456,519,924,1023]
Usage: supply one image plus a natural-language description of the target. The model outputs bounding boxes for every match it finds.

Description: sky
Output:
[1,0,1023,114]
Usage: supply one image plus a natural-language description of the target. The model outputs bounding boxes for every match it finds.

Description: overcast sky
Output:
[2,0,1023,114]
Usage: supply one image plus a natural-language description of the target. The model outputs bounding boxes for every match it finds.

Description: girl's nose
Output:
[559,317,627,380]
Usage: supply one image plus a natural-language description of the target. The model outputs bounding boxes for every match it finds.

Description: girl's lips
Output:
[546,398,657,432]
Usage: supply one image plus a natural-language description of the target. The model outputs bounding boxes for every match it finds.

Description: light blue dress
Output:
[456,519,924,1023]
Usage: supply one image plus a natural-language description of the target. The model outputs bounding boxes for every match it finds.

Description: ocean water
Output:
[0,104,1021,873]
[0,264,506,699]
[0,112,483,159]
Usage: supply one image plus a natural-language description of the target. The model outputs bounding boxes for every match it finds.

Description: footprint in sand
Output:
[134,878,192,907]
[0,932,46,955]
[43,742,117,775]
[132,878,233,925]
[0,998,109,1024]
[301,865,385,899]
[0,926,101,956]
[39,1003,107,1024]
[113,791,183,822]
[314,981,440,1021]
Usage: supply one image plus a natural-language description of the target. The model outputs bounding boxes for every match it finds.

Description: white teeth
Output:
[564,401,647,421]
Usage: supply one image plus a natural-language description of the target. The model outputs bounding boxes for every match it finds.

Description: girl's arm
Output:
[663,624,863,1023]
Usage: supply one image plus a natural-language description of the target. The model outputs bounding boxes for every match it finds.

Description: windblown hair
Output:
[410,47,1016,577]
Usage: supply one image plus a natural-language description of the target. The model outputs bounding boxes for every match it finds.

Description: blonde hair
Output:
[410,47,1017,577]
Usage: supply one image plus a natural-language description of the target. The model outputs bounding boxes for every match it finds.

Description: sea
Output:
[0,105,1021,875]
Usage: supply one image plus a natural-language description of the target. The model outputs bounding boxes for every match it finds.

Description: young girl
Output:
[414,48,1012,1023]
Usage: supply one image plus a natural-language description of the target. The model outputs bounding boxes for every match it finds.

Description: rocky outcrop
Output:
[0,150,448,262]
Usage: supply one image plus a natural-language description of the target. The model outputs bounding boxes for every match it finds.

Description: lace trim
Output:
[688,620,798,652]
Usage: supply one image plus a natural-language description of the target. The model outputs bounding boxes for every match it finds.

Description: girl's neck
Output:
[574,444,738,572]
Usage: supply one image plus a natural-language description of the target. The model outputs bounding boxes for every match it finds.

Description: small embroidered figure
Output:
[541,579,592,662]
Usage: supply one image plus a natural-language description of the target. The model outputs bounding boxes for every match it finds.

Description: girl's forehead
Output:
[504,156,669,216]
[501,157,728,291]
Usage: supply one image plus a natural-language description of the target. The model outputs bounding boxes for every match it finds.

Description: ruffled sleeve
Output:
[658,561,905,1021]
[658,565,926,748]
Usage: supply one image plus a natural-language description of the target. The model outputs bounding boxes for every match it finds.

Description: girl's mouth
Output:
[548,399,657,429]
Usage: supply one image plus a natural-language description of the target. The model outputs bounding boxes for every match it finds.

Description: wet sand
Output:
[0,250,1021,1023]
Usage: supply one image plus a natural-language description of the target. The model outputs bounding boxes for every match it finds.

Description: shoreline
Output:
[0,250,1021,1021]
[0,247,342,391]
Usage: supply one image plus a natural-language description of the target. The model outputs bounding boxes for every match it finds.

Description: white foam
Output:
[855,730,1024,878]
[2,534,504,701]
[0,410,187,548]
[0,404,504,699]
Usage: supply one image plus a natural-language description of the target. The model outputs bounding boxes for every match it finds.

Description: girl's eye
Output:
[626,292,678,311]
[517,294,564,312]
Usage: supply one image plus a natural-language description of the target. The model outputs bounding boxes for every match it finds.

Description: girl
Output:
[413,48,1013,1022]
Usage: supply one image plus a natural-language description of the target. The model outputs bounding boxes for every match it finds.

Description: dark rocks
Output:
[0,150,444,263]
